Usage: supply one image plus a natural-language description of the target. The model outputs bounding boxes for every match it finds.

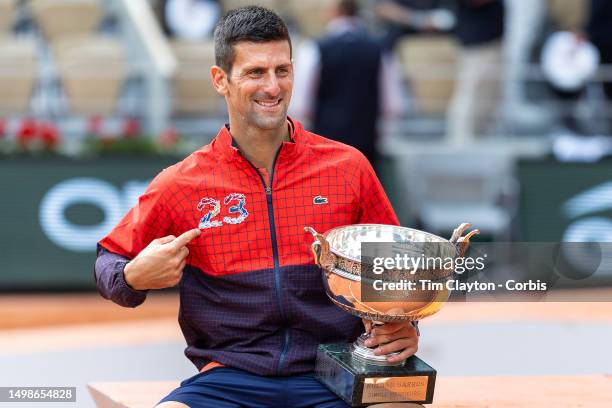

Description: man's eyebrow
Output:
[241,63,292,72]
[240,65,264,72]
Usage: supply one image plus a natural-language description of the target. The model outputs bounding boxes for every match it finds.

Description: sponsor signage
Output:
[0,157,178,289]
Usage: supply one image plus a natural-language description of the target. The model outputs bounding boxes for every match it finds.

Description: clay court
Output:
[2,290,611,407]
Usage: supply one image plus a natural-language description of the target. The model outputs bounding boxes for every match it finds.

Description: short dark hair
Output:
[214,6,292,75]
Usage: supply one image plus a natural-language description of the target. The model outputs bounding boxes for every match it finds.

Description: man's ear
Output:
[211,65,229,96]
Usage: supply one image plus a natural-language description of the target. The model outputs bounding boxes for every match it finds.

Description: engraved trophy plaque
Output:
[305,223,479,407]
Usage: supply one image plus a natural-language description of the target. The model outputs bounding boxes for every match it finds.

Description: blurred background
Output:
[1,0,611,290]
[0,0,611,407]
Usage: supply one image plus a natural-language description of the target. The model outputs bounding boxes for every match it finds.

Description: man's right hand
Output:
[123,228,201,291]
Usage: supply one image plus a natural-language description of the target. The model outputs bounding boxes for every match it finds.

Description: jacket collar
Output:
[213,117,302,163]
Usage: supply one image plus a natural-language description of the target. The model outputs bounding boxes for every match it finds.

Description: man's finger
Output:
[171,228,201,248]
[387,344,418,363]
[366,325,416,347]
[155,235,176,245]
[371,322,405,336]
[362,319,373,334]
[374,337,417,356]
[178,246,189,259]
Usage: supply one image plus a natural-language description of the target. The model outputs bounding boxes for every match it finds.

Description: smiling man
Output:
[94,6,418,408]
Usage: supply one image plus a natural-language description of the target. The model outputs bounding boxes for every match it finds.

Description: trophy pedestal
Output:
[315,344,436,407]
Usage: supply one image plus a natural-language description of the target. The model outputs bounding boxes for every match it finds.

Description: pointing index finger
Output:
[172,228,201,248]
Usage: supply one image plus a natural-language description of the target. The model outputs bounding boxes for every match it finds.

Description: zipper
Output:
[244,147,291,375]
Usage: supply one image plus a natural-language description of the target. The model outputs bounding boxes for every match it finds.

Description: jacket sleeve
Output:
[94,245,147,308]
[95,167,174,307]
[98,167,174,259]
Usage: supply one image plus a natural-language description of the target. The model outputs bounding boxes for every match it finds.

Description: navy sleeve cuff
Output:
[116,260,148,301]
[94,246,147,308]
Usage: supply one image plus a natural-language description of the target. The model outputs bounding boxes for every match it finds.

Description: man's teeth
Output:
[256,100,280,107]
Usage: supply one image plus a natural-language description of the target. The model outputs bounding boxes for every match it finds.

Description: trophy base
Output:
[315,344,436,407]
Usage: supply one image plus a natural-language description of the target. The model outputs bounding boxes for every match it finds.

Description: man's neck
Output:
[229,119,290,174]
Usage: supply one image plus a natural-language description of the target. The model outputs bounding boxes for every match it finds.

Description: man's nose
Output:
[262,73,281,96]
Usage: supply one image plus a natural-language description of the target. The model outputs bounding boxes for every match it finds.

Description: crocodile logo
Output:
[313,196,328,205]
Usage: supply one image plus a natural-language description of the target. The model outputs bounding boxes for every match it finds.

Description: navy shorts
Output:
[158,367,350,408]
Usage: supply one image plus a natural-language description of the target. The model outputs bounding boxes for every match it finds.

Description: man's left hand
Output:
[362,321,419,364]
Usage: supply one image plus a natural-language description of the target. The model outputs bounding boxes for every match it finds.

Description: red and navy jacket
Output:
[95,118,399,376]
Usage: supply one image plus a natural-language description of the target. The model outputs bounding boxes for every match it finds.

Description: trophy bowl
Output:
[307,223,479,406]
[305,223,479,366]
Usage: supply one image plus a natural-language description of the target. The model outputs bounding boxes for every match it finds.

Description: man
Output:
[446,0,505,144]
[586,0,612,132]
[95,6,418,408]
[373,0,455,51]
[290,0,403,165]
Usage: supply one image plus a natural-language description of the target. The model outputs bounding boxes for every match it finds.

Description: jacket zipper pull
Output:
[265,186,272,195]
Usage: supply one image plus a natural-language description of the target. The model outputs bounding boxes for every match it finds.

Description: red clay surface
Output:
[88,375,612,408]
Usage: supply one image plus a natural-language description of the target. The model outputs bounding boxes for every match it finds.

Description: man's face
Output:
[217,40,293,131]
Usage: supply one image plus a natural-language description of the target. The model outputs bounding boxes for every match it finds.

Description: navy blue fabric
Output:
[455,0,504,47]
[315,27,382,161]
[94,246,147,308]
[158,367,350,408]
[94,251,363,377]
[179,264,363,376]
[587,0,612,47]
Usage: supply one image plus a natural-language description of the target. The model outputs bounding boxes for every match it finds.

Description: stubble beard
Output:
[249,104,289,131]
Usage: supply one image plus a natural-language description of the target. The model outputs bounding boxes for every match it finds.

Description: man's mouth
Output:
[255,99,282,108]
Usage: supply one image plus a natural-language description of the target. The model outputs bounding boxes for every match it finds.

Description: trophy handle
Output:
[305,226,336,271]
[449,223,480,257]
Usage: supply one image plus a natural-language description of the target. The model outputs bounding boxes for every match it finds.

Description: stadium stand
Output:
[547,0,589,30]
[396,35,458,116]
[54,36,126,115]
[0,0,606,143]
[405,151,514,240]
[170,39,222,116]
[0,0,16,34]
[0,37,37,114]
[287,0,329,38]
[29,0,103,44]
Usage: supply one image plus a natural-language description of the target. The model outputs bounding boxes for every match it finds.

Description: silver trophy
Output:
[305,223,479,406]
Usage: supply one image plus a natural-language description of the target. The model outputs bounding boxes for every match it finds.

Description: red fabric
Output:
[99,118,398,276]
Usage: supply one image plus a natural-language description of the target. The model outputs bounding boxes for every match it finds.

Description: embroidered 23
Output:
[223,193,249,225]
[198,193,249,229]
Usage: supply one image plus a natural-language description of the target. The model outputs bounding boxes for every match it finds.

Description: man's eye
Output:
[249,70,264,77]
[277,68,290,76]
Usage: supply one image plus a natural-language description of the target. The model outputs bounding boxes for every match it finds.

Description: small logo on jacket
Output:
[313,196,328,205]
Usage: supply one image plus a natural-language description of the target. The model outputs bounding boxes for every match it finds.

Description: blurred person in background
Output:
[541,30,599,135]
[541,0,609,137]
[373,0,456,51]
[446,0,505,144]
[160,0,220,40]
[586,0,612,133]
[503,0,551,130]
[290,0,404,167]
